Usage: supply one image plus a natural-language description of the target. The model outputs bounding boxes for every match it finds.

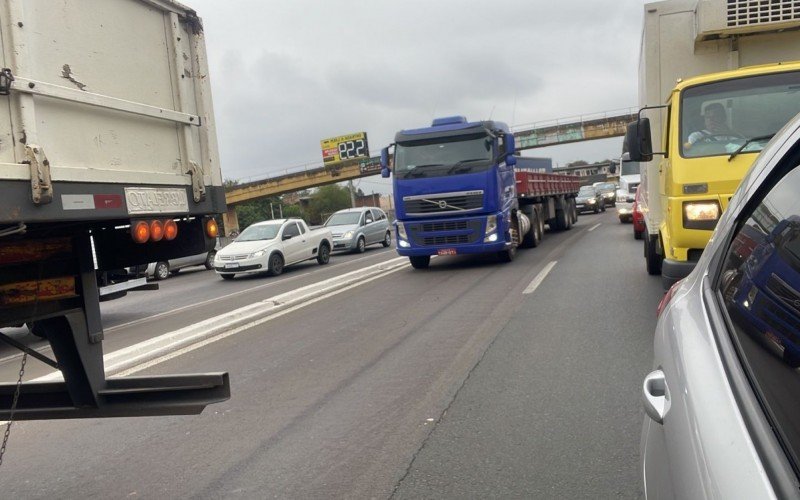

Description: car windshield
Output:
[394,134,493,180]
[578,187,595,196]
[325,212,361,226]
[236,223,281,241]
[681,71,800,159]
[596,183,615,192]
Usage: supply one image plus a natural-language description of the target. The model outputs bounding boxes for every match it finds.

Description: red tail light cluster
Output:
[131,219,179,244]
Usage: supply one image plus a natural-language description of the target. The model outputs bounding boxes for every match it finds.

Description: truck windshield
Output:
[236,224,281,241]
[620,162,639,176]
[394,134,493,180]
[680,71,800,159]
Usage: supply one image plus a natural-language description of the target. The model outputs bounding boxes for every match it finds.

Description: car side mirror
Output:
[624,119,653,162]
[282,234,293,240]
[381,146,391,178]
[505,134,517,167]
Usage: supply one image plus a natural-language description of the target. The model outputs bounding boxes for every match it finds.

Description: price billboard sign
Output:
[321,132,369,165]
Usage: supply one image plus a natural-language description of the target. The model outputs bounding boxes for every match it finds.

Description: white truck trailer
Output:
[0,0,229,419]
[626,0,800,287]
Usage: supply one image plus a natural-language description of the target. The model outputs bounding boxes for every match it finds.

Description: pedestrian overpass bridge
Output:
[222,108,637,232]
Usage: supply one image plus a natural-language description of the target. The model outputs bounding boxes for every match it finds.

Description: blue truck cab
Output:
[380,116,527,269]
[731,217,800,367]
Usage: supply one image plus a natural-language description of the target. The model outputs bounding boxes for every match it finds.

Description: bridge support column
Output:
[222,206,239,236]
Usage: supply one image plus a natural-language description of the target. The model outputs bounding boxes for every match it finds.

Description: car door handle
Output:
[643,369,670,424]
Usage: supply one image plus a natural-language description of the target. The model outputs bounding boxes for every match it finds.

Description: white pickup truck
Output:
[214,218,333,279]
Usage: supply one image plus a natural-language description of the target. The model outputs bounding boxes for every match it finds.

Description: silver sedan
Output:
[642,114,800,498]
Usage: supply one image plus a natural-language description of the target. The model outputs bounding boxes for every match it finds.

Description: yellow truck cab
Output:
[627,0,800,288]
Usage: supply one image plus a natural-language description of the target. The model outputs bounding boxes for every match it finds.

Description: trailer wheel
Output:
[569,199,578,225]
[521,212,540,248]
[409,256,430,269]
[554,206,568,231]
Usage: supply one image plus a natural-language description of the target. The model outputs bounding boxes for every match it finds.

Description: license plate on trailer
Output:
[437,248,457,256]
[224,263,240,269]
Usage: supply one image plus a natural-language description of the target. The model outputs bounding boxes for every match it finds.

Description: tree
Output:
[306,184,351,224]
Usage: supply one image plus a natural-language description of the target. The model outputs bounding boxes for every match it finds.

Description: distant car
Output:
[574,185,605,214]
[145,239,220,281]
[616,188,634,223]
[324,207,391,253]
[641,113,800,498]
[632,186,645,240]
[593,182,617,206]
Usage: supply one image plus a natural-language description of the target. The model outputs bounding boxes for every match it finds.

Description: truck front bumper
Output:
[394,214,508,257]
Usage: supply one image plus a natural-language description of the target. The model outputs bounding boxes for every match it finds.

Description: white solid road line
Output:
[523,261,558,295]
[105,249,395,333]
[588,223,602,232]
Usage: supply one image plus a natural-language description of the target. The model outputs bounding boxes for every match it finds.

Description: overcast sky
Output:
[185,0,645,193]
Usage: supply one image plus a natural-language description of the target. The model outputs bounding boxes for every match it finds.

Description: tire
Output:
[409,256,430,269]
[569,199,578,225]
[783,349,800,369]
[27,321,47,339]
[354,236,366,254]
[521,210,540,248]
[382,232,391,247]
[634,229,643,240]
[498,247,516,262]
[204,251,216,270]
[317,243,331,265]
[220,273,235,280]
[601,203,606,213]
[594,206,599,214]
[154,261,170,281]
[554,206,568,231]
[267,253,285,276]
[645,235,663,276]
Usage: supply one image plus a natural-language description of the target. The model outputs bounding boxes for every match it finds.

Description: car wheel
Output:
[382,232,391,247]
[154,261,170,280]
[267,253,285,276]
[220,273,235,280]
[409,256,430,269]
[645,235,663,276]
[354,236,366,253]
[594,206,599,214]
[317,243,330,265]
[205,251,216,270]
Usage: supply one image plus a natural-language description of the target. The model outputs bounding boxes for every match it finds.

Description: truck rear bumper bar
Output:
[396,240,509,257]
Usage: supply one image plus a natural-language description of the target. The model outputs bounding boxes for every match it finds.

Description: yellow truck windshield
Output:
[680,71,800,159]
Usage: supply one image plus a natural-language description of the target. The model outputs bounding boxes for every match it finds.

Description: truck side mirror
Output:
[380,147,390,178]
[505,134,517,167]
[624,119,653,162]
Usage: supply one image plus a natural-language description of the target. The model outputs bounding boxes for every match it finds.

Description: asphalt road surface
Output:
[0,210,663,499]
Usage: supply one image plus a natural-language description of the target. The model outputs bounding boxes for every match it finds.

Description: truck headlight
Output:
[485,215,497,235]
[396,222,408,240]
[683,201,721,230]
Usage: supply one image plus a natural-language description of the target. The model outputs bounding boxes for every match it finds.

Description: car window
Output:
[283,222,300,238]
[365,211,374,224]
[372,209,383,222]
[717,162,800,472]
[298,222,306,234]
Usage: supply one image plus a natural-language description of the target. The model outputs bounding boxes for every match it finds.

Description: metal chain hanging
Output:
[0,352,28,468]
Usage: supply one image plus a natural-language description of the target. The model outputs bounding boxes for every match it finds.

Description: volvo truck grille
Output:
[403,190,483,215]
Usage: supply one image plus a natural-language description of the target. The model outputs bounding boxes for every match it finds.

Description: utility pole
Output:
[270,202,275,219]
[348,180,356,207]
